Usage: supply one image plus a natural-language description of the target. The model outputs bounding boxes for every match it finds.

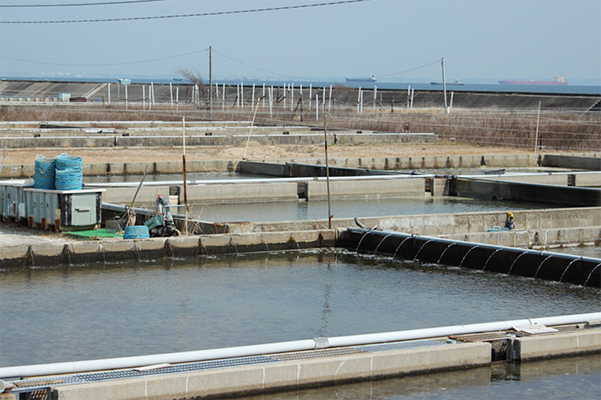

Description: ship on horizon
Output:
[499,76,568,85]
[346,75,376,83]
[430,79,464,86]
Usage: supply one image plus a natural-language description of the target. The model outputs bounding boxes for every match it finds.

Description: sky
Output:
[0,0,600,84]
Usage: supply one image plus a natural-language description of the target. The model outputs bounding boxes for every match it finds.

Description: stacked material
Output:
[33,155,56,189]
[55,153,83,190]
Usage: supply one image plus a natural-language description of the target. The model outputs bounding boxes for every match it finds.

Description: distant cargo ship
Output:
[346,75,376,83]
[499,76,568,85]
[430,79,464,86]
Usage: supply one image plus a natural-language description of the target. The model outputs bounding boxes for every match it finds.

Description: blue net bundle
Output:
[34,155,56,189]
[56,153,83,171]
[55,153,83,190]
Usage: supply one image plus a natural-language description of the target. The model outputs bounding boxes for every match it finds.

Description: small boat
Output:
[430,79,464,85]
[346,75,376,83]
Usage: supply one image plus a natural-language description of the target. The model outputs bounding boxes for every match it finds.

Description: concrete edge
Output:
[0,230,338,268]
[512,329,601,361]
[51,342,491,400]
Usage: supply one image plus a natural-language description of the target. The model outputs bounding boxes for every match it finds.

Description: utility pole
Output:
[441,57,448,114]
[209,46,213,119]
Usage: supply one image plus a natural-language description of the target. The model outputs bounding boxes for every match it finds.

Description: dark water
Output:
[1,250,598,369]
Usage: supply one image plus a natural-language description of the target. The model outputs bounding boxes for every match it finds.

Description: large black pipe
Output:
[338,228,601,287]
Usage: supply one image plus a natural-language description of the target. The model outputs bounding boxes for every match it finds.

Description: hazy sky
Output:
[0,0,599,83]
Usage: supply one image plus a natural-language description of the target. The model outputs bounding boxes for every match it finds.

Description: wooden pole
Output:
[182,117,189,235]
[534,101,541,153]
[324,113,332,229]
[209,45,213,119]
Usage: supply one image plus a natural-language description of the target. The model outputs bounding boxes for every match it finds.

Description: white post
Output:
[142,85,146,110]
[283,84,287,110]
[291,83,294,111]
[373,86,377,109]
[262,84,266,108]
[236,85,240,108]
[151,82,155,104]
[449,91,454,110]
[309,84,312,109]
[316,94,319,121]
[125,84,128,110]
[107,83,111,104]
[269,86,273,118]
[360,90,364,114]
[322,87,326,115]
[328,85,332,112]
[176,87,179,109]
[411,88,415,108]
[407,85,411,109]
[252,84,256,110]
[241,82,244,108]
[169,82,173,107]
[149,84,152,111]
[357,87,361,114]
[222,83,225,109]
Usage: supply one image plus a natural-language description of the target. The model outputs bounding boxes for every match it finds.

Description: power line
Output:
[0,0,165,7]
[211,48,298,79]
[378,59,441,78]
[0,48,208,66]
[0,0,371,24]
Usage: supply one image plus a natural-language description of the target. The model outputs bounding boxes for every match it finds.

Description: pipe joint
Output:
[313,337,330,349]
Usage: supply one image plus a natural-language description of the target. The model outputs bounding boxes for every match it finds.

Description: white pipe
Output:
[84,173,435,189]
[327,313,601,348]
[1,313,599,379]
[0,340,316,379]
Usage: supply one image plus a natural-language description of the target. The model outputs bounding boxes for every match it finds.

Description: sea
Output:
[2,75,600,96]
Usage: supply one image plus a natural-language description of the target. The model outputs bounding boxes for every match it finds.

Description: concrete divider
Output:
[452,178,601,207]
[307,178,424,200]
[233,207,601,237]
[543,154,601,170]
[186,182,299,204]
[0,230,337,268]
[1,153,597,179]
[49,342,490,400]
[512,330,601,360]
[475,171,601,187]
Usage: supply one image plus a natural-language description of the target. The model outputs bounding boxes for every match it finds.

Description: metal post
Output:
[324,113,332,229]
[209,46,213,119]
[534,101,541,153]
[441,58,448,114]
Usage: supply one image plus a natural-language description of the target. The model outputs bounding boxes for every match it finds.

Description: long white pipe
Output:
[85,174,436,188]
[1,313,600,379]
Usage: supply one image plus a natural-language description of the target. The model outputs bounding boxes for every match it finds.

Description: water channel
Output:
[1,250,599,398]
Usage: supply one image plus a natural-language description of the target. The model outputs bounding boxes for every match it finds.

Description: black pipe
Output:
[339,228,601,287]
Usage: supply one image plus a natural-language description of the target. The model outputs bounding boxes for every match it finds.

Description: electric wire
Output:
[0,48,209,67]
[0,0,165,7]
[0,0,371,24]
